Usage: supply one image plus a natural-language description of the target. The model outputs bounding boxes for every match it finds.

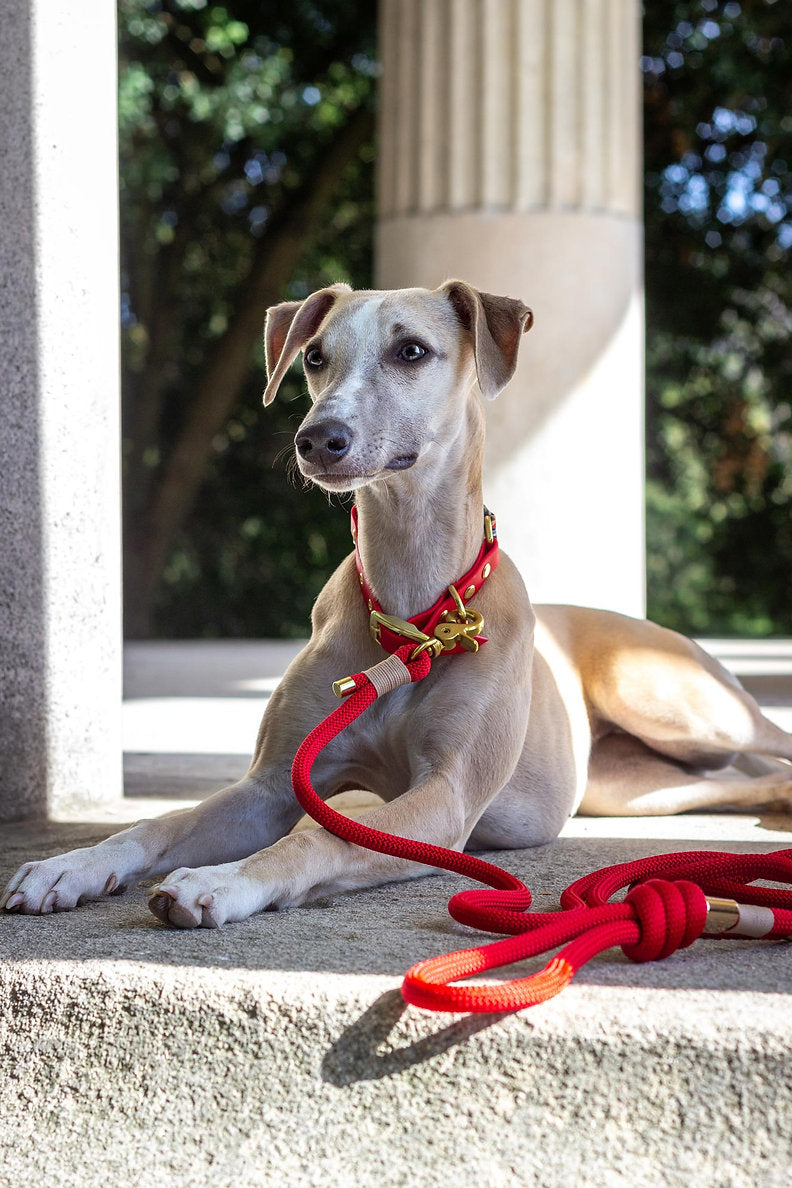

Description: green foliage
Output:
[644,0,792,634]
[118,0,376,636]
[148,132,376,639]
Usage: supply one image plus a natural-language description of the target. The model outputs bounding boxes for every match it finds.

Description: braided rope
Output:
[291,647,792,1013]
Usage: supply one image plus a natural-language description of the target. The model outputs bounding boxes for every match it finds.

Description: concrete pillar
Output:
[0,3,122,821]
[376,0,644,615]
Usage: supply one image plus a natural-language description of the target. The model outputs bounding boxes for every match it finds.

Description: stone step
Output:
[2,811,792,1187]
[4,638,792,1185]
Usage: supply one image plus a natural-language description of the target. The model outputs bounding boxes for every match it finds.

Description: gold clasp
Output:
[369,588,484,662]
[432,586,485,654]
[369,610,443,661]
[408,636,445,661]
[370,610,432,647]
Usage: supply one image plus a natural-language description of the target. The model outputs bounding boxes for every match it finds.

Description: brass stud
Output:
[359,573,364,586]
[464,584,476,599]
[368,598,373,611]
[482,563,491,580]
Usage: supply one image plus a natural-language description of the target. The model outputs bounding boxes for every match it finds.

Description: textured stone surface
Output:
[3,641,792,1183]
[2,812,792,1187]
[0,2,121,823]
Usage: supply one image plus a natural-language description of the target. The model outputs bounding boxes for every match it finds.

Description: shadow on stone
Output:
[321,987,507,1085]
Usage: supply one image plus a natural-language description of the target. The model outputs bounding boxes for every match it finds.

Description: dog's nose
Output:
[294,419,353,468]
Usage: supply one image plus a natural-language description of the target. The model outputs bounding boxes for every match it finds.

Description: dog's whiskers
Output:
[273,443,295,469]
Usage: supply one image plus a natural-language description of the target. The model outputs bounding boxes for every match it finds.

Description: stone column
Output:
[376,0,644,615]
[0,2,122,821]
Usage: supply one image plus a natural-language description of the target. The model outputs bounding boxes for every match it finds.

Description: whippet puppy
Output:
[4,281,792,928]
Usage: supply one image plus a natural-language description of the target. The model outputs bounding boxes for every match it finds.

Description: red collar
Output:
[351,506,499,657]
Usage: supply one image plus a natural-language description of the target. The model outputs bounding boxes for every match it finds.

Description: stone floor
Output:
[2,638,792,1186]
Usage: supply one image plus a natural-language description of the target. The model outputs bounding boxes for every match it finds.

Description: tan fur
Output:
[4,282,792,928]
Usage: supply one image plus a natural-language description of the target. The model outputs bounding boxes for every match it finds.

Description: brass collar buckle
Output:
[369,583,485,663]
[369,610,444,662]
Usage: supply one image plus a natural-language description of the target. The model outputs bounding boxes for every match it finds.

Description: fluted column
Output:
[0,2,121,820]
[377,0,644,615]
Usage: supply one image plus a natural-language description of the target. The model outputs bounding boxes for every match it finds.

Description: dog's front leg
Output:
[147,771,480,928]
[0,767,305,916]
[1,639,351,916]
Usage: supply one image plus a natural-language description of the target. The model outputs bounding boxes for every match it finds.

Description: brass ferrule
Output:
[702,896,741,935]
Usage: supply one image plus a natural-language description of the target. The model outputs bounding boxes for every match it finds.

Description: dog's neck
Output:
[353,393,485,619]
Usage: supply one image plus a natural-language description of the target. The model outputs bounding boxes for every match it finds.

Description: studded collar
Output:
[350,505,499,656]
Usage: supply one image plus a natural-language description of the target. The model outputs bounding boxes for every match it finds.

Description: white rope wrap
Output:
[365,653,412,697]
[735,903,775,938]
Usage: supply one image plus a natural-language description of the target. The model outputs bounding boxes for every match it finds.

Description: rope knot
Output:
[622,879,708,963]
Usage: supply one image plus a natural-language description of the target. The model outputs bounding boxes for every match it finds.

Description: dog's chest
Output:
[323,682,424,794]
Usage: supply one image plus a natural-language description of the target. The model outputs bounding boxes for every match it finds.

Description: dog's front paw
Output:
[148,863,266,929]
[1,850,125,915]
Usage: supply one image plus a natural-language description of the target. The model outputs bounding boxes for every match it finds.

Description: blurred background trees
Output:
[119,0,792,639]
[119,0,376,637]
[643,0,792,633]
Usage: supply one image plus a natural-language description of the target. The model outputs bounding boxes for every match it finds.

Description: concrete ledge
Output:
[4,640,792,1185]
[3,812,792,1187]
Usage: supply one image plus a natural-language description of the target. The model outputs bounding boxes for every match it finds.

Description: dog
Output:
[4,280,792,928]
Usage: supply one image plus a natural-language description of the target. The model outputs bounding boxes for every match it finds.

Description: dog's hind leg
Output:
[580,733,792,817]
[584,619,792,771]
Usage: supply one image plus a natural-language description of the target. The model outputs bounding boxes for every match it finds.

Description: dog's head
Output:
[263,281,533,492]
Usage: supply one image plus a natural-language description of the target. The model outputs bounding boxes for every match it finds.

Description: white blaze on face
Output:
[314,297,386,422]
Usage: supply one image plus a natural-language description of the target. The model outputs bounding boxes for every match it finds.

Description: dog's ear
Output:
[263,283,351,406]
[440,279,533,400]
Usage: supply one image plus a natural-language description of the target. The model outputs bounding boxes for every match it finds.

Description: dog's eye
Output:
[304,346,324,368]
[398,342,427,362]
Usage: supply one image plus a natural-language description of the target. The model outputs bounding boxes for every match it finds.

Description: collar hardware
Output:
[366,587,486,669]
[369,610,445,662]
[351,505,500,662]
[433,591,484,654]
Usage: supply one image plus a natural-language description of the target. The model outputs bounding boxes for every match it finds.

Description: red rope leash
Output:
[291,646,792,1014]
